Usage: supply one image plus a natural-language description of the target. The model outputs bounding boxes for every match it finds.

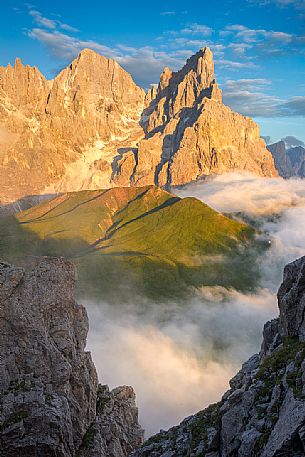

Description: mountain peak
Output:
[181,46,215,85]
[77,47,104,60]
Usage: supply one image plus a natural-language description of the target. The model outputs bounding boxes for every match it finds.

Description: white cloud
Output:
[160,11,176,16]
[283,96,305,116]
[25,9,305,104]
[216,59,258,69]
[28,8,79,33]
[28,28,116,61]
[181,23,213,35]
[225,24,293,44]
[29,9,57,29]
[222,79,305,118]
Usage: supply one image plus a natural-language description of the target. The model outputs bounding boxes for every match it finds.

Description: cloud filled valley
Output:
[84,173,305,437]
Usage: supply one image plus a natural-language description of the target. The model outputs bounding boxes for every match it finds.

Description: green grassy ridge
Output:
[0,186,257,300]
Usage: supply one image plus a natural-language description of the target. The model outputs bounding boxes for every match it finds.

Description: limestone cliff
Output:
[132,256,305,457]
[0,48,277,203]
[0,257,143,456]
[0,50,145,203]
[114,48,277,187]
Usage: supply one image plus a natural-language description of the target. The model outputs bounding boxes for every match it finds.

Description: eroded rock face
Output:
[79,385,144,457]
[0,50,145,203]
[1,47,276,203]
[117,48,277,187]
[267,141,294,178]
[0,257,143,456]
[267,141,305,178]
[132,256,305,457]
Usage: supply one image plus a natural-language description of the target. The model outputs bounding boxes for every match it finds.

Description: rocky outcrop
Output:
[0,257,143,456]
[115,48,277,187]
[267,140,294,178]
[0,48,276,203]
[132,256,305,457]
[288,146,305,177]
[0,50,145,203]
[268,141,305,178]
[79,385,144,457]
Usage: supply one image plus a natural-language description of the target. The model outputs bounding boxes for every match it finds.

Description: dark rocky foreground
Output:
[0,257,143,457]
[133,256,305,457]
[3,254,305,456]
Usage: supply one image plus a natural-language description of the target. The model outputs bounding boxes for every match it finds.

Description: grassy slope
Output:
[0,186,256,300]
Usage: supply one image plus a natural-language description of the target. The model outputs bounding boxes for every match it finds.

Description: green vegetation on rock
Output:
[0,185,258,300]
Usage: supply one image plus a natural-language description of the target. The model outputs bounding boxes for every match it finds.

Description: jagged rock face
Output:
[132,256,305,457]
[79,385,144,457]
[116,48,277,187]
[0,257,97,456]
[0,257,143,456]
[0,50,145,203]
[278,257,305,341]
[268,141,305,178]
[0,47,277,203]
[267,140,294,178]
[288,146,305,177]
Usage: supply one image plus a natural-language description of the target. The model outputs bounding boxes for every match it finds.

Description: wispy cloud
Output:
[216,59,257,69]
[180,23,213,35]
[250,0,305,9]
[24,7,304,114]
[160,11,176,16]
[282,96,305,116]
[28,28,115,60]
[223,79,305,118]
[27,7,79,33]
[29,9,57,29]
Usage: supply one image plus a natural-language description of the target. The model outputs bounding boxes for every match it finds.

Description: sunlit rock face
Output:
[0,50,146,203]
[132,256,305,457]
[116,47,277,187]
[0,257,143,456]
[0,47,276,204]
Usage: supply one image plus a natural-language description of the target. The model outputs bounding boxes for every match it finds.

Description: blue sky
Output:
[1,0,305,143]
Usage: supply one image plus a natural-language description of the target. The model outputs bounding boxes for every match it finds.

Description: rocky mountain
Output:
[0,257,143,456]
[288,146,305,177]
[0,47,277,204]
[115,48,277,187]
[268,140,305,178]
[132,255,305,457]
[267,141,294,178]
[0,186,257,300]
[0,50,145,204]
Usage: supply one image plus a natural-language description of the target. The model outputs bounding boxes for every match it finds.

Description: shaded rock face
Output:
[288,146,305,177]
[0,48,276,203]
[0,257,143,456]
[79,385,144,457]
[267,141,294,178]
[132,256,305,457]
[268,141,305,178]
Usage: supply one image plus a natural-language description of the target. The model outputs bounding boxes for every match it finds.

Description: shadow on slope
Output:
[0,186,267,302]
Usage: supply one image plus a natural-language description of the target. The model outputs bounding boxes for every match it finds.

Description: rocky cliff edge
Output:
[132,256,305,457]
[0,257,143,456]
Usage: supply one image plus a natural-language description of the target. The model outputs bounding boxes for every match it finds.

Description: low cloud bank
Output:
[86,172,305,437]
[86,288,276,436]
